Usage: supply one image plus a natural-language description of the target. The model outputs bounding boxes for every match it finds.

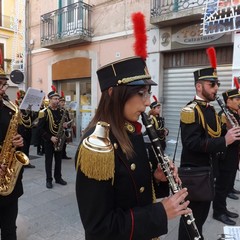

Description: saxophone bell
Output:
[15,151,30,165]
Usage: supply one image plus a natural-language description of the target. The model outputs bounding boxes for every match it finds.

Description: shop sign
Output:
[173,24,224,45]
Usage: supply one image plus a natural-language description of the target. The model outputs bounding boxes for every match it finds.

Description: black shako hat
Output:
[222,89,240,103]
[48,91,60,99]
[194,67,218,83]
[48,85,60,99]
[150,101,160,109]
[150,95,161,109]
[96,56,157,92]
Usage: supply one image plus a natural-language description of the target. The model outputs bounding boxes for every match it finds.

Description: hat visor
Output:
[229,95,240,99]
[49,93,60,98]
[126,79,157,86]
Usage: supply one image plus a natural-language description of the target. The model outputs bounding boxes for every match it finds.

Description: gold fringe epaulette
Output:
[76,121,115,183]
[38,109,45,119]
[180,102,197,124]
[76,145,114,182]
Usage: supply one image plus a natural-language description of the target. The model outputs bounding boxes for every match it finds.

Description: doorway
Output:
[58,78,91,144]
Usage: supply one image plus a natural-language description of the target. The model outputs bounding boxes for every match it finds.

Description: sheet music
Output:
[19,87,45,112]
[224,226,240,240]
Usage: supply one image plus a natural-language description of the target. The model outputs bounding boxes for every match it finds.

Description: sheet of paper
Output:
[19,87,45,112]
[223,226,240,240]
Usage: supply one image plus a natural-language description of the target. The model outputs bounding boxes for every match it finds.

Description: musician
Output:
[0,66,24,240]
[58,92,72,160]
[38,87,67,189]
[212,89,240,225]
[148,95,169,151]
[16,90,36,168]
[75,56,191,240]
[178,63,240,239]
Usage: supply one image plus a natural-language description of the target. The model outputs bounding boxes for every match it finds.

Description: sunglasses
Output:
[205,82,221,88]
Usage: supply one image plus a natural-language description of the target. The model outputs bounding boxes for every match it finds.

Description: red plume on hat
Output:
[131,12,147,60]
[234,76,240,89]
[17,91,21,99]
[51,85,57,92]
[206,47,217,69]
[61,90,64,98]
[153,95,158,102]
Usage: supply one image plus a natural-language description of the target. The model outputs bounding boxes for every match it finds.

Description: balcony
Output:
[150,0,206,27]
[40,1,92,49]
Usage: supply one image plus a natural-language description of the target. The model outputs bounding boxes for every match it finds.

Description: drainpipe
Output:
[173,0,179,12]
[58,0,62,36]
[25,0,31,88]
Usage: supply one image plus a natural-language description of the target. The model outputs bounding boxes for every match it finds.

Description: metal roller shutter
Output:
[162,65,233,165]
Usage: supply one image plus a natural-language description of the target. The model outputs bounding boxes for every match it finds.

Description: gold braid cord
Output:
[47,108,58,135]
[20,112,31,128]
[195,105,221,138]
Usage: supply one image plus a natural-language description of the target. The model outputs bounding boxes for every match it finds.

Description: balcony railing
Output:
[0,15,14,30]
[151,0,205,16]
[40,1,92,49]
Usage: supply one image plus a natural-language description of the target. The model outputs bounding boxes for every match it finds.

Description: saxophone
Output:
[0,100,29,196]
[54,109,67,152]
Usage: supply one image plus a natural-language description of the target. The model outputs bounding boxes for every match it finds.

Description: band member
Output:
[75,56,191,240]
[212,88,240,225]
[148,95,169,151]
[0,63,24,240]
[38,86,67,189]
[58,91,72,160]
[16,90,36,168]
[178,47,240,240]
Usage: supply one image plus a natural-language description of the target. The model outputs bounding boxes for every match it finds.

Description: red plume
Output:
[131,12,147,60]
[51,85,57,92]
[0,48,3,66]
[17,91,21,99]
[234,76,240,89]
[153,95,158,102]
[206,47,217,68]
[61,91,64,97]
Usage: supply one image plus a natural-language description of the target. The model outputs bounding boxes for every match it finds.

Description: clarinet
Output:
[215,96,239,127]
[141,112,201,240]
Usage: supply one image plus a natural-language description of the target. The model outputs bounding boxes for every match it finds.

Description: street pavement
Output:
[16,143,240,240]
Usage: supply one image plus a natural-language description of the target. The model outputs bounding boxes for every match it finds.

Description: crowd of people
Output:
[1,46,240,240]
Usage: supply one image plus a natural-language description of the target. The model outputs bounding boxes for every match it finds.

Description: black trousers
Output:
[44,141,63,182]
[213,169,234,215]
[0,199,18,240]
[178,200,211,240]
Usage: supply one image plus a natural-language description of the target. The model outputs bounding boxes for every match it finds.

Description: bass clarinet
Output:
[141,112,201,240]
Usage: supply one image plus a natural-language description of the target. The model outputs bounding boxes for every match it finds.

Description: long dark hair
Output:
[85,85,144,159]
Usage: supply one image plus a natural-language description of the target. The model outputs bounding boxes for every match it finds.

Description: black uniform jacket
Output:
[38,107,63,142]
[0,100,23,205]
[180,100,227,168]
[75,125,169,240]
[18,109,38,139]
[218,109,240,171]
